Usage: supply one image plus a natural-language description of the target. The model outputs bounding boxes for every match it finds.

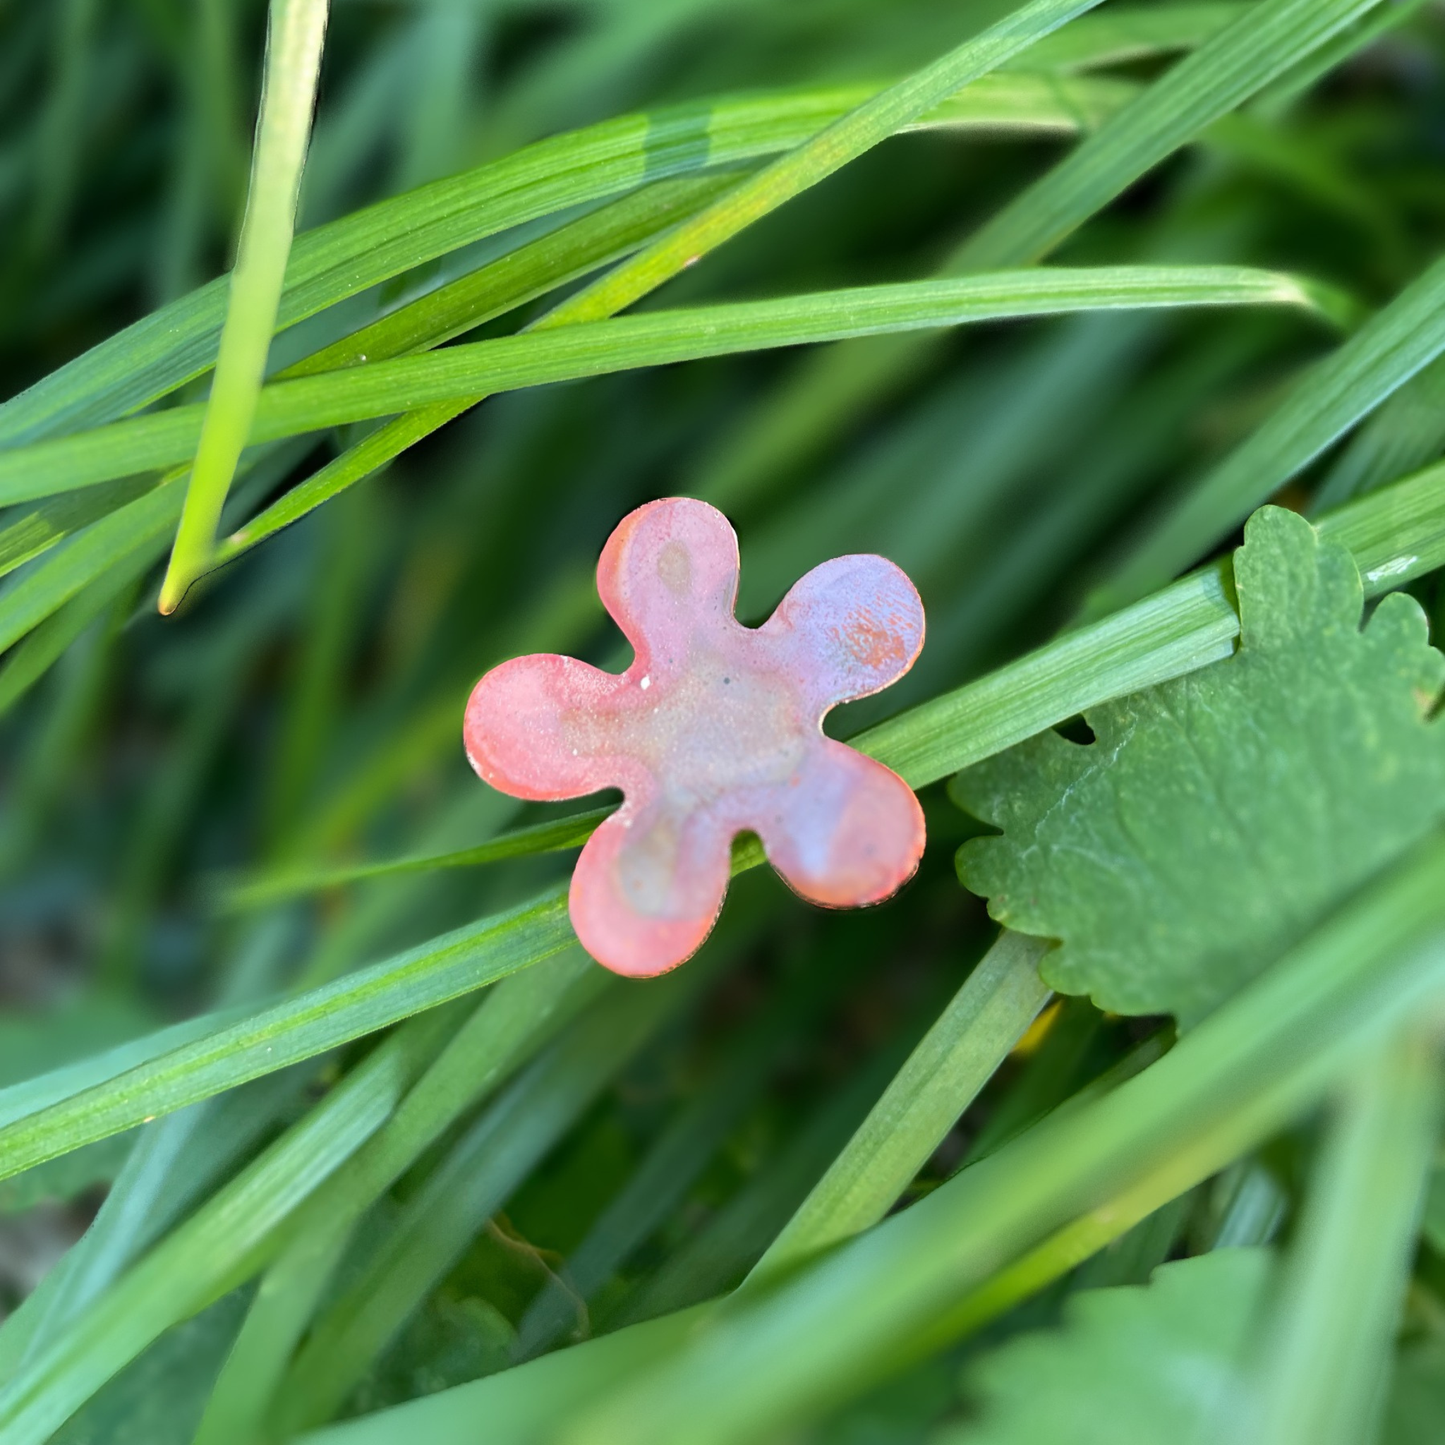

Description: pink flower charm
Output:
[464,498,926,977]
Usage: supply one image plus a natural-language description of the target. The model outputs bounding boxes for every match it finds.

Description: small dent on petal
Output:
[657,541,692,595]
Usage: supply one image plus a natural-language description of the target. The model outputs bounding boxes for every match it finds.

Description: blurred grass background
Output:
[0,2,1443,1442]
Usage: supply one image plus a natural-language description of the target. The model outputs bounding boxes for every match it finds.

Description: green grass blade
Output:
[1312,355,1445,511]
[0,1012,454,1445]
[550,0,1109,322]
[159,0,330,611]
[219,403,468,561]
[859,457,1445,788]
[0,890,574,1186]
[560,834,1445,1445]
[1249,1034,1444,1445]
[191,1221,353,1445]
[216,806,613,912]
[1089,254,1445,617]
[0,477,155,581]
[212,67,1146,567]
[299,1308,711,1445]
[0,72,1136,451]
[613,1049,905,1331]
[0,551,148,720]
[858,562,1241,788]
[278,172,750,379]
[748,932,1053,1286]
[956,0,1383,271]
[1002,2,1249,72]
[1313,458,1445,592]
[0,267,1338,505]
[193,950,602,1445]
[514,941,865,1360]
[0,481,180,654]
[274,971,697,1433]
[695,0,1386,514]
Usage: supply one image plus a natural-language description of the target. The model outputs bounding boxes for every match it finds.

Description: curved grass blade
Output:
[0,481,182,657]
[857,457,1445,789]
[158,0,330,612]
[0,547,152,720]
[958,0,1383,272]
[214,70,1147,566]
[188,951,603,1445]
[546,0,1110,324]
[272,971,697,1434]
[279,172,749,379]
[0,477,155,581]
[0,267,1341,505]
[300,1308,710,1445]
[1003,2,1248,72]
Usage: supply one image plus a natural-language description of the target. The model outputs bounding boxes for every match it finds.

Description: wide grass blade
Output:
[0,267,1340,506]
[272,970,698,1434]
[749,932,1053,1285]
[549,0,1109,322]
[1248,1035,1444,1445]
[0,892,574,1185]
[194,950,604,1445]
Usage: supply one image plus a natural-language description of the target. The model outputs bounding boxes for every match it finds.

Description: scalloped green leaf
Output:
[945,1250,1273,1445]
[952,506,1445,1025]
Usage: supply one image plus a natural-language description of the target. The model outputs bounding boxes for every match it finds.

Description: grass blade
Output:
[548,0,1109,323]
[560,834,1445,1445]
[193,950,603,1445]
[749,932,1053,1285]
[0,891,574,1185]
[1090,254,1445,616]
[957,0,1383,272]
[272,972,696,1433]
[0,72,1137,451]
[695,0,1387,513]
[0,1012,455,1445]
[1249,1034,1444,1445]
[0,267,1339,505]
[159,0,330,611]
[216,806,613,912]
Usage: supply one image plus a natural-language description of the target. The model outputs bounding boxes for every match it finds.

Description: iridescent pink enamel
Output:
[463,498,926,977]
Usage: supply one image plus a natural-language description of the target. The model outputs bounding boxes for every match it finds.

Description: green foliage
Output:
[0,1,1444,1443]
[950,1249,1273,1443]
[954,507,1445,1023]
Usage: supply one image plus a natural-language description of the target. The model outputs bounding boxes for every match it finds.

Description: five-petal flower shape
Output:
[464,498,926,976]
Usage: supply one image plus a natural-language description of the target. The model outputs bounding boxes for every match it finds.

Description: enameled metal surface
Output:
[465,497,926,976]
